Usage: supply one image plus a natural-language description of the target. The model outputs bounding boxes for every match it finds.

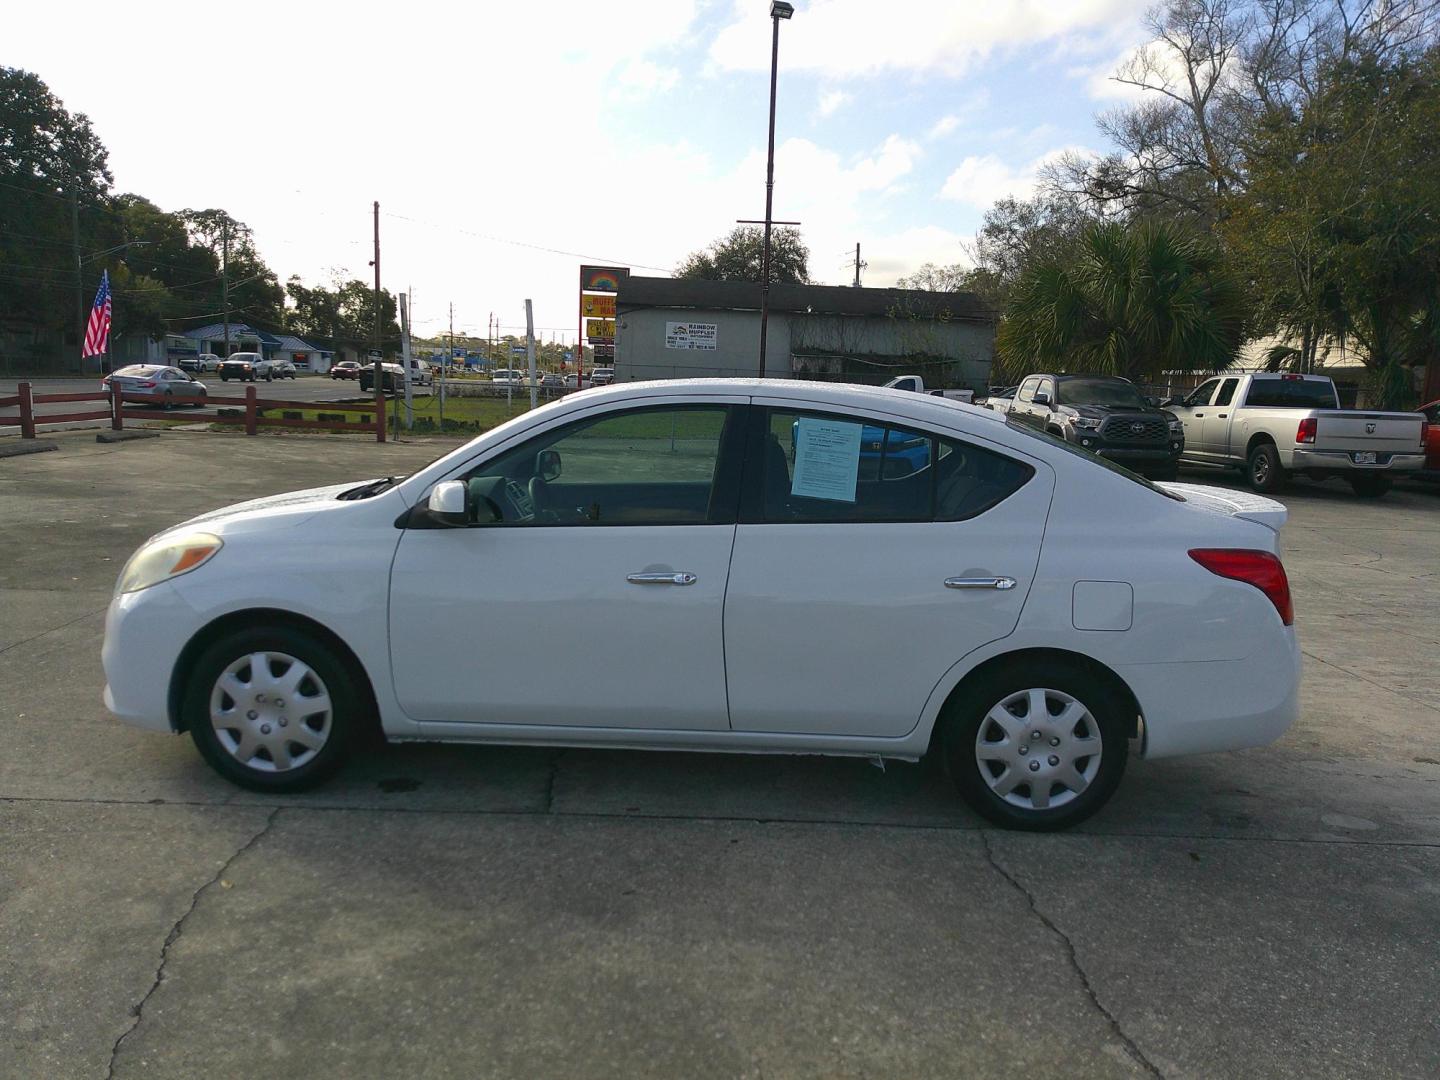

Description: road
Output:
[1,430,1437,1079]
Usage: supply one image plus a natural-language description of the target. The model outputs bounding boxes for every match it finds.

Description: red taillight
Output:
[138,381,156,388]
[1296,417,1317,444]
[1421,420,1429,450]
[1189,549,1293,626]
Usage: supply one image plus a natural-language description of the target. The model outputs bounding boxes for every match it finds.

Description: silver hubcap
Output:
[209,651,332,772]
[975,687,1102,811]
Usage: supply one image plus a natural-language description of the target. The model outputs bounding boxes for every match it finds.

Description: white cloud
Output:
[928,115,960,139]
[710,0,1141,78]
[815,88,853,118]
[938,146,1085,208]
[863,225,972,284]
[616,60,682,97]
[850,135,922,193]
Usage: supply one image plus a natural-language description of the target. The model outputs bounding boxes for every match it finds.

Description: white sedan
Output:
[101,380,1299,830]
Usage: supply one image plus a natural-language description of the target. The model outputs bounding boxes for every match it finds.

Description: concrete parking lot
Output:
[2,429,1437,1079]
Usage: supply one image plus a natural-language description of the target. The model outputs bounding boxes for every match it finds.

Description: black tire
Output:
[266,370,274,382]
[941,660,1129,831]
[1350,474,1391,498]
[1247,442,1285,493]
[184,625,361,793]
[220,374,229,382]
[161,391,173,410]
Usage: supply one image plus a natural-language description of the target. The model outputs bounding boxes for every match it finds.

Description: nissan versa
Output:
[102,380,1300,830]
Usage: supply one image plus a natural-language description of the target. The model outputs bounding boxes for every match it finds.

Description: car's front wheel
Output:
[942,661,1129,831]
[184,625,361,792]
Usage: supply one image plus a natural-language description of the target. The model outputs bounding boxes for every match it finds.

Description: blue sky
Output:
[8,0,1153,340]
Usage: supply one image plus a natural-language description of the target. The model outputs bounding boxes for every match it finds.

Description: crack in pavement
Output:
[1302,649,1440,716]
[103,806,281,1080]
[0,606,108,657]
[543,750,565,813]
[980,830,1165,1079]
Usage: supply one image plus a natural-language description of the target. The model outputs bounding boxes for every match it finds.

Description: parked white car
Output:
[101,380,1299,830]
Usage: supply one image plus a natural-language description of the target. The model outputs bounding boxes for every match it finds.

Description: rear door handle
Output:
[627,572,697,586]
[945,576,1017,591]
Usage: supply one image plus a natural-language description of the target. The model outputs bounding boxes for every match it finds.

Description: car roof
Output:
[559,378,1010,426]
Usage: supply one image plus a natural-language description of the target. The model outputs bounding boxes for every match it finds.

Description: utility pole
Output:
[370,201,384,441]
[525,298,538,410]
[853,242,865,287]
[71,186,83,372]
[221,219,230,359]
[399,291,413,431]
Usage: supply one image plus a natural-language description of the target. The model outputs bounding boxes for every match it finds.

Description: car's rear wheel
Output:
[184,625,360,792]
[161,391,173,410]
[942,662,1129,831]
[1247,443,1285,493]
[1350,474,1391,498]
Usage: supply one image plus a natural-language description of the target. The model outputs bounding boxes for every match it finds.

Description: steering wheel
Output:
[528,476,561,523]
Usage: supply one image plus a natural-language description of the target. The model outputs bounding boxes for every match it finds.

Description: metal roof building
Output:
[613,276,995,390]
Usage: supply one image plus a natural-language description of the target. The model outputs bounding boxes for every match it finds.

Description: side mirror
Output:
[1146,396,1161,407]
[426,480,469,527]
[536,449,562,482]
[1162,395,1183,408]
[1033,391,1051,407]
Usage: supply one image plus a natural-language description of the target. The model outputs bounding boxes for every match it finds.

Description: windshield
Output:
[1243,379,1338,408]
[1058,378,1148,408]
[1004,417,1184,501]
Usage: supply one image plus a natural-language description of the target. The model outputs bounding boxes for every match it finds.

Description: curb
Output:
[0,440,59,458]
[96,430,161,444]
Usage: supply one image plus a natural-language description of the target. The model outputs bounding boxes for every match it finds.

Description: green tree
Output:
[1225,48,1440,405]
[675,225,810,284]
[285,276,401,353]
[996,220,1246,383]
[178,209,285,328]
[0,66,113,343]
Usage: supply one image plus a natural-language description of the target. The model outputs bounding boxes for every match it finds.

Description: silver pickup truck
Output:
[1165,372,1426,497]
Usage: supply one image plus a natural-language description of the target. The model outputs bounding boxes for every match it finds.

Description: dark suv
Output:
[1008,373,1184,479]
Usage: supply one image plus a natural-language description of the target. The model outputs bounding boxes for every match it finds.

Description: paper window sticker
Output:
[790,418,863,503]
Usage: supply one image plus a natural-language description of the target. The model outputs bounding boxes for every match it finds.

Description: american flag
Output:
[82,270,112,358]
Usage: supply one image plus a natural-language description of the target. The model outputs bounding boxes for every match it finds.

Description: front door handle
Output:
[627,572,697,586]
[945,576,1017,591]
[1194,412,1205,418]
[1217,413,1227,419]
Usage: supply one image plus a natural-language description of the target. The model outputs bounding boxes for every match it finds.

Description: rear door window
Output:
[747,407,1033,524]
[1213,378,1239,407]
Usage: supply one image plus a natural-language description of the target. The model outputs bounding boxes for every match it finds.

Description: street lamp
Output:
[756,1,794,378]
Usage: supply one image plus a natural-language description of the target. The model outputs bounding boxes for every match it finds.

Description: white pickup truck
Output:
[882,375,974,403]
[1164,372,1427,497]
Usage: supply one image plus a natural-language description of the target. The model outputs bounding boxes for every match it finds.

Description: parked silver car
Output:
[101,365,209,409]
[270,357,298,379]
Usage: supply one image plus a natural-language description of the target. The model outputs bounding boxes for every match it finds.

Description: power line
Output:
[381,210,673,274]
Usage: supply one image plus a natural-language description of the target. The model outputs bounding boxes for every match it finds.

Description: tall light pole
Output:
[757,1,794,379]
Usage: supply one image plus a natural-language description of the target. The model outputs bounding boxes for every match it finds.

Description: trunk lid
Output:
[1157,482,1288,531]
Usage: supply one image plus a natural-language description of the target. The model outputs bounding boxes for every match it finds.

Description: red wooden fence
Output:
[0,383,386,442]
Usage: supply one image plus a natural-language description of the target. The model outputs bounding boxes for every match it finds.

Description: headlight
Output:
[1071,416,1102,430]
[116,532,223,594]
[1169,419,1184,435]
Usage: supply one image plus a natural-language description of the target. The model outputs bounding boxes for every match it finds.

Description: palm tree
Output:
[996,220,1246,383]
